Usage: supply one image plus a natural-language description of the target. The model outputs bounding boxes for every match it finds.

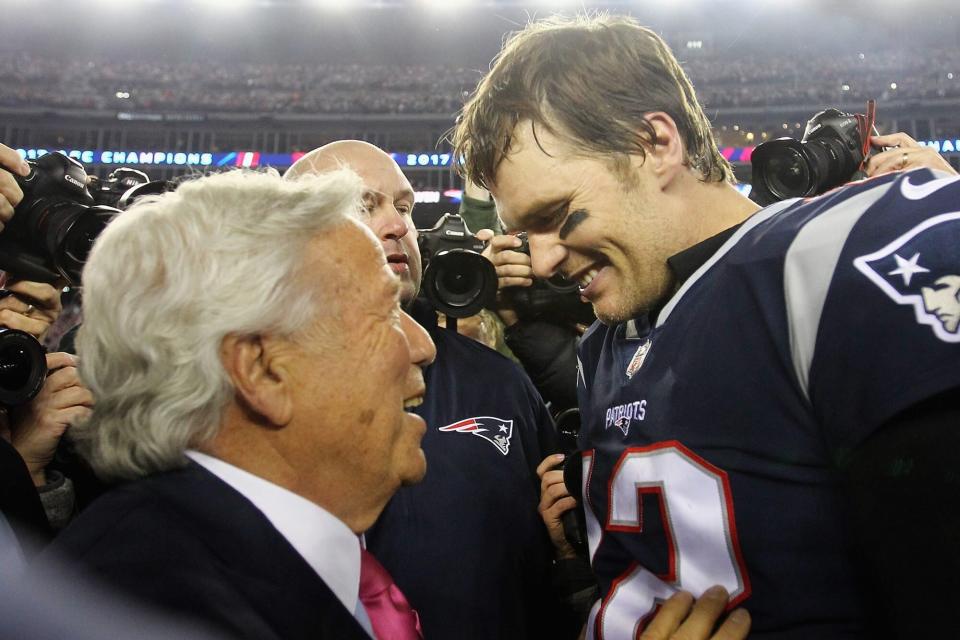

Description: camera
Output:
[750,102,879,206]
[0,152,119,286]
[0,289,47,406]
[417,213,497,318]
[502,232,596,327]
[89,167,173,210]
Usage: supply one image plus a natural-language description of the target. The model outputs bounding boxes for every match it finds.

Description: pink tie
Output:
[359,548,423,640]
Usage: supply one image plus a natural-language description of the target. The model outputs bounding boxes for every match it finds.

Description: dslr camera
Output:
[750,102,880,206]
[0,151,119,286]
[417,213,497,318]
[0,152,168,405]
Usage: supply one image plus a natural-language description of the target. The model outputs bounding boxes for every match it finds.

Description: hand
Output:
[477,229,535,289]
[0,276,64,340]
[537,453,578,560]
[865,132,958,177]
[10,352,93,486]
[640,587,751,640]
[0,142,31,233]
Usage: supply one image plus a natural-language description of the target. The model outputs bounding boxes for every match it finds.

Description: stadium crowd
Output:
[1,47,958,115]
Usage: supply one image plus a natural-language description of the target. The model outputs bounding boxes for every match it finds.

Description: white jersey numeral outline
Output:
[583,442,751,639]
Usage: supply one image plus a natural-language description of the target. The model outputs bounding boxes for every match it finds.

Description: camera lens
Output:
[436,265,479,305]
[423,249,497,318]
[0,329,47,406]
[764,147,812,200]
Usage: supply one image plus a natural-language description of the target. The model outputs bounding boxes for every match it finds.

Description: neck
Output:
[683,178,760,247]
[201,409,388,534]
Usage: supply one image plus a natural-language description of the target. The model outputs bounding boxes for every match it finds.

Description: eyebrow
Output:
[364,186,415,209]
[504,199,564,233]
[558,208,589,240]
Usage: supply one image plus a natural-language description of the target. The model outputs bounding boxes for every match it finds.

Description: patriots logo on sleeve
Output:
[439,417,514,455]
[854,211,960,342]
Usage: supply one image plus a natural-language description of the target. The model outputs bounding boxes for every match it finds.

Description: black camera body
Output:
[750,106,878,206]
[1,152,119,285]
[504,232,596,327]
[417,213,497,318]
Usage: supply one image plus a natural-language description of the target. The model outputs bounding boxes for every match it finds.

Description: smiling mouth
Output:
[568,260,607,293]
[403,395,424,411]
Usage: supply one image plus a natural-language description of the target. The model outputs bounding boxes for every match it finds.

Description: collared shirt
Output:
[185,451,361,616]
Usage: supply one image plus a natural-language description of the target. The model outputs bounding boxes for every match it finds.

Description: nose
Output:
[400,310,436,367]
[527,232,568,279]
[377,207,409,241]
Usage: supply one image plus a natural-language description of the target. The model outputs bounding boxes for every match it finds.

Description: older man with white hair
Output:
[40,168,436,640]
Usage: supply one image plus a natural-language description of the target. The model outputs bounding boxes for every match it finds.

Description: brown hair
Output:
[450,14,733,189]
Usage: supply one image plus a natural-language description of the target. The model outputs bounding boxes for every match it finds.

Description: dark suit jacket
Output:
[41,461,371,640]
[0,438,51,556]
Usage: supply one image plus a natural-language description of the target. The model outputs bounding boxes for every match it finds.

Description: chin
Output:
[399,451,427,486]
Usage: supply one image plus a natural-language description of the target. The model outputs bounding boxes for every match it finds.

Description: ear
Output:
[636,112,686,189]
[220,333,294,428]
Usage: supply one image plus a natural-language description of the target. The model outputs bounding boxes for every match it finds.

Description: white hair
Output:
[73,168,364,481]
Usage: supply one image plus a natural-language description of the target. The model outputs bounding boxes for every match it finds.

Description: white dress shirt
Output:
[185,450,362,617]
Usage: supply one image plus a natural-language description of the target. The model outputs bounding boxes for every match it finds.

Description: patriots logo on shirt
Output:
[439,417,514,455]
[854,211,960,342]
[613,416,631,436]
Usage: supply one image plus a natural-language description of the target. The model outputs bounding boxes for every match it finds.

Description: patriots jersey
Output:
[366,301,558,640]
[576,169,960,639]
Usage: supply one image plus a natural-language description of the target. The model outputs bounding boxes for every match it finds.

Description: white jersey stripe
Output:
[783,182,893,402]
[656,199,796,329]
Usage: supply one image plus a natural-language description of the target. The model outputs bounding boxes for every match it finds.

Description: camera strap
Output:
[855,99,877,171]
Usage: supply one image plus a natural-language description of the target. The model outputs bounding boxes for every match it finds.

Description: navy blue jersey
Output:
[366,302,558,640]
[576,170,960,639]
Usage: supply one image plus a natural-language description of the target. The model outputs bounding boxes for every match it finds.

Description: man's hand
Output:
[0,142,31,233]
[537,453,578,560]
[640,587,751,640]
[476,228,535,327]
[477,229,535,289]
[10,352,93,486]
[0,276,64,340]
[865,132,958,177]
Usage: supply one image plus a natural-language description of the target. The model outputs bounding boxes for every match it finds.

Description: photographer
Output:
[0,143,90,560]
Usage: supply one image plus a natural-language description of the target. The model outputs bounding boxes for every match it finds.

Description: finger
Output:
[870,132,919,149]
[711,608,751,640]
[541,479,573,506]
[0,172,23,217]
[487,234,523,251]
[489,249,531,268]
[0,294,35,316]
[4,281,62,316]
[0,143,30,177]
[59,405,93,428]
[546,496,578,517]
[0,308,50,338]
[536,453,566,479]
[499,276,535,289]
[540,469,567,496]
[475,228,495,242]
[44,364,83,394]
[865,149,910,177]
[639,591,694,640]
[495,263,535,280]
[49,384,95,410]
[45,351,78,373]
[673,585,730,640]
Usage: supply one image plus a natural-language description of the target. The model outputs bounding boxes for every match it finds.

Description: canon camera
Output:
[750,103,880,206]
